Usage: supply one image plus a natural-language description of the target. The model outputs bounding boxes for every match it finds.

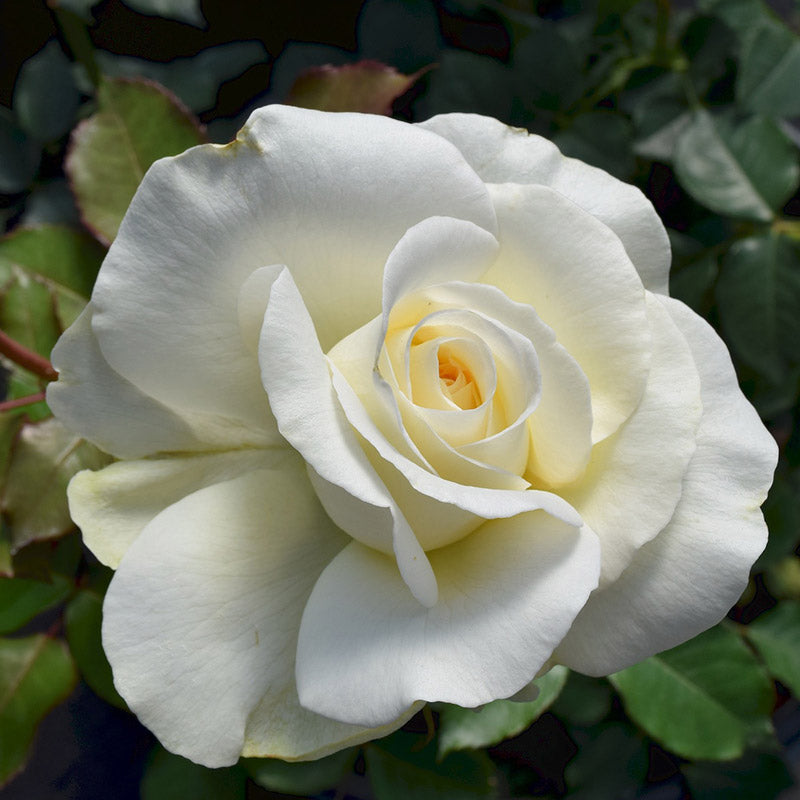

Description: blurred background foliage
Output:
[0,0,799,797]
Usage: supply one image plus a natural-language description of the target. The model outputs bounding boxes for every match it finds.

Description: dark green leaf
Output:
[2,417,112,551]
[554,112,635,179]
[0,634,77,786]
[669,253,718,314]
[366,731,497,800]
[13,40,81,142]
[65,78,204,244]
[244,747,357,795]
[673,111,799,221]
[565,723,648,800]
[756,472,800,569]
[0,107,40,195]
[287,61,427,115]
[745,601,800,697]
[438,666,568,757]
[0,575,71,634]
[738,21,800,117]
[418,50,514,123]
[715,233,800,383]
[683,750,794,800]
[358,0,441,73]
[610,625,774,761]
[123,0,206,27]
[65,590,126,709]
[513,24,583,113]
[697,0,773,46]
[96,41,268,114]
[20,180,81,228]
[140,746,247,800]
[551,672,613,728]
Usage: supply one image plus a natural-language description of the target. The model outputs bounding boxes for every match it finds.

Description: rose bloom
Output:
[49,106,776,767]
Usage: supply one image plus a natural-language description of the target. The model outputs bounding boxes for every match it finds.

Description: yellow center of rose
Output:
[438,350,481,410]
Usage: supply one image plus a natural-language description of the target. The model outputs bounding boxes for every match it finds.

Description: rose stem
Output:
[0,392,47,412]
[0,330,58,382]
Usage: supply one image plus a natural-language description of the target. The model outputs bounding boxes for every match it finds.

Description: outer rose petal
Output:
[47,306,277,459]
[561,293,702,585]
[259,268,438,607]
[296,514,600,727]
[90,105,497,425]
[68,448,291,568]
[418,113,671,294]
[554,298,777,674]
[485,183,650,442]
[101,460,398,768]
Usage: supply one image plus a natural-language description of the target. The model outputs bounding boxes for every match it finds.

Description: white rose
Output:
[48,106,777,767]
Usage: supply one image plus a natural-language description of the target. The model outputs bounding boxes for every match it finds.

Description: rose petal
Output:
[102,462,351,767]
[90,106,497,425]
[560,293,702,585]
[47,305,277,459]
[68,448,291,568]
[419,113,670,294]
[485,183,650,443]
[330,358,583,528]
[554,298,777,674]
[295,514,600,727]
[379,215,498,346]
[259,267,438,607]
[404,281,594,486]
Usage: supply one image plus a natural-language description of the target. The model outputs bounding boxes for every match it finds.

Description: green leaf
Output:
[65,590,126,709]
[565,723,648,799]
[745,601,800,697]
[287,61,426,115]
[738,21,800,117]
[65,78,204,244]
[140,746,247,800]
[669,253,719,314]
[13,40,81,142]
[0,225,104,299]
[366,731,497,800]
[123,0,206,27]
[715,233,800,383]
[437,666,568,758]
[550,672,613,728]
[609,625,775,761]
[513,24,583,113]
[0,634,77,786]
[2,417,112,551]
[673,111,799,221]
[554,112,635,180]
[0,107,40,195]
[418,49,514,123]
[243,747,357,795]
[0,270,60,359]
[0,575,71,634]
[683,751,794,800]
[757,472,800,569]
[96,41,268,114]
[697,0,773,46]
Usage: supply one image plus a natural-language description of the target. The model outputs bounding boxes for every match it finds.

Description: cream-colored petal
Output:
[69,448,290,568]
[295,515,600,727]
[48,305,277,459]
[555,298,777,675]
[485,183,650,443]
[102,461,352,767]
[561,293,702,585]
[419,113,671,294]
[90,106,497,427]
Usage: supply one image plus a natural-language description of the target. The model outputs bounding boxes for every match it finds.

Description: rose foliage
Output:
[48,106,777,767]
